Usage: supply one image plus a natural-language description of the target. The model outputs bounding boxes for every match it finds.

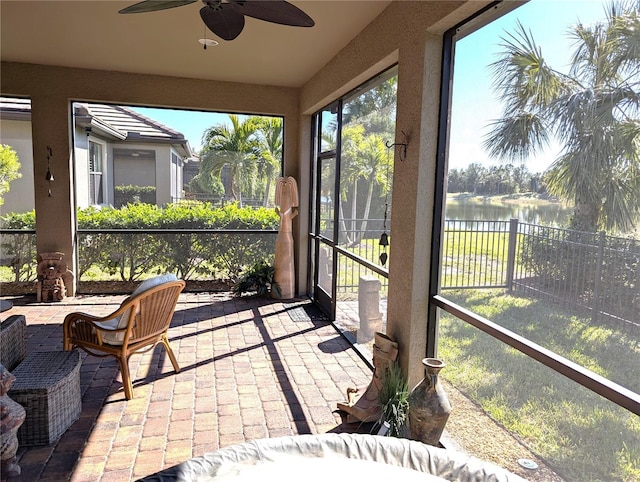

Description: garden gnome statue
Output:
[0,364,25,480]
[273,176,298,299]
[337,332,398,423]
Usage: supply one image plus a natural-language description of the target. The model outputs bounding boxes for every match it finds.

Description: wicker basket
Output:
[9,350,82,446]
[0,314,27,371]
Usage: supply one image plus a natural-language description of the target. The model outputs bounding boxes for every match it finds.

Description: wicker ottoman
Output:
[9,350,82,446]
[0,314,27,371]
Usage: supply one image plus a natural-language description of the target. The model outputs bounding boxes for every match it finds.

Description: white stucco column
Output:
[386,33,443,388]
[30,95,77,296]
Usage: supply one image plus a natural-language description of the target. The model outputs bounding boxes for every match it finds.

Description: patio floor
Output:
[1,292,374,481]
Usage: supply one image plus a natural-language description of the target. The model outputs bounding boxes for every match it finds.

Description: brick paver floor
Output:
[2,292,373,481]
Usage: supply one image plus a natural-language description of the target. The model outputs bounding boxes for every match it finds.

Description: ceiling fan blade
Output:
[200,4,245,41]
[230,1,314,27]
[119,0,197,14]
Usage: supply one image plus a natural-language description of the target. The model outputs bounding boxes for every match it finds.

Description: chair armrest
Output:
[63,299,134,325]
[63,302,137,348]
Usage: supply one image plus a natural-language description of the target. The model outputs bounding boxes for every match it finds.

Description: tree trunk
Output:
[572,196,600,232]
[351,182,358,241]
[357,179,375,244]
[338,200,353,245]
[263,176,272,207]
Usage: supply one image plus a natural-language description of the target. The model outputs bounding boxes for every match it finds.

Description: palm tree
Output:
[252,116,283,207]
[483,2,640,232]
[340,124,365,241]
[343,76,398,135]
[355,133,390,237]
[340,125,391,245]
[200,115,259,206]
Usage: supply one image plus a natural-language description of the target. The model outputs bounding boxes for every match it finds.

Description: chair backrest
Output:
[98,274,182,345]
[120,280,185,347]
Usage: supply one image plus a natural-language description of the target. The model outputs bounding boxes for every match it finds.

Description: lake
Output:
[445,196,572,227]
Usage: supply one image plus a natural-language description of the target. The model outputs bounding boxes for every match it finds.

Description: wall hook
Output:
[385,130,409,161]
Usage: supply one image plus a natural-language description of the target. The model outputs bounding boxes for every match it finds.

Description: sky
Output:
[130,107,232,153]
[129,0,610,172]
[449,0,609,172]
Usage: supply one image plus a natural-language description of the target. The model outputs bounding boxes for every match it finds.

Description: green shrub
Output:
[114,185,156,207]
[0,210,36,281]
[76,202,278,282]
[77,204,163,281]
[1,202,279,284]
[377,362,409,437]
[232,260,280,297]
[519,227,598,293]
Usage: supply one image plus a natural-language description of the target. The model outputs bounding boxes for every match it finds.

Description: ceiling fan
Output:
[118,0,315,41]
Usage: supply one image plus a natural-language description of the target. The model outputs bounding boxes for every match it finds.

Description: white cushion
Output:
[96,273,178,345]
[131,273,178,296]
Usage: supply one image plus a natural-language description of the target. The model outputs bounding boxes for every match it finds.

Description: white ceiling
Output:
[0,1,392,88]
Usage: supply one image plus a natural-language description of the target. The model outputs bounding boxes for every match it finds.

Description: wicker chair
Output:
[63,277,185,400]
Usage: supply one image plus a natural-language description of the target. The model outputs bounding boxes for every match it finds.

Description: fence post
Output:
[592,230,605,323]
[506,218,518,291]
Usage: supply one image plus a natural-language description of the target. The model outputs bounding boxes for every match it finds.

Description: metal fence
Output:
[442,219,639,327]
[441,220,514,289]
[334,218,389,297]
[514,222,639,326]
[0,229,277,289]
[180,193,269,208]
[3,220,638,328]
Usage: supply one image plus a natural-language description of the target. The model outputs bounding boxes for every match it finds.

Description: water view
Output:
[445,194,572,227]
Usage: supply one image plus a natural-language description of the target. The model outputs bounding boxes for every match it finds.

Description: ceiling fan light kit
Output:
[119,0,315,41]
[198,38,219,49]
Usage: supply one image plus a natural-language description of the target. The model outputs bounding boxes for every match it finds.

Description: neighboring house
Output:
[0,98,193,214]
[0,98,34,215]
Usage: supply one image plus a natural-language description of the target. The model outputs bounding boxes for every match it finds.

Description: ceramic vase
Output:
[407,357,451,446]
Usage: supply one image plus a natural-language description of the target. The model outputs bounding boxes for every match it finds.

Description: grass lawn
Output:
[438,288,640,482]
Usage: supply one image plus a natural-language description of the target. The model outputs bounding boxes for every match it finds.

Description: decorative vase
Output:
[407,357,451,446]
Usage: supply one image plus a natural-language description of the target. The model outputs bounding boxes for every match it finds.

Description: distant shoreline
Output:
[446,192,567,206]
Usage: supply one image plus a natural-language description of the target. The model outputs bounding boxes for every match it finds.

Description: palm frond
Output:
[490,21,568,110]
[488,4,640,232]
[483,110,549,161]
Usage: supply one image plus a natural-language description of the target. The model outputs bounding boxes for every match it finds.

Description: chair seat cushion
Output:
[96,273,178,345]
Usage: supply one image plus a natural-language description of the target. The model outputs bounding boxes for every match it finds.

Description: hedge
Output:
[1,202,279,283]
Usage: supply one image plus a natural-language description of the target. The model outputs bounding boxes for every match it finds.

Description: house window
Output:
[88,141,103,205]
[431,2,639,480]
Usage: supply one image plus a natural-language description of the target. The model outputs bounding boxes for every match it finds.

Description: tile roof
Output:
[1,97,191,155]
[80,103,186,143]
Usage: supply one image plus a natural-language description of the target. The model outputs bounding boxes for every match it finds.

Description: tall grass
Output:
[438,289,640,481]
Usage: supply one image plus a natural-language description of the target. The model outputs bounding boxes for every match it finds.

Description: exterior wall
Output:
[154,145,172,206]
[0,121,180,211]
[0,118,35,215]
[112,144,177,206]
